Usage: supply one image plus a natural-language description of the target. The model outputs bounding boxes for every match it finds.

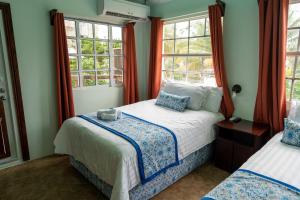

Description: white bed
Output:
[203,132,300,199]
[241,132,300,189]
[54,99,224,200]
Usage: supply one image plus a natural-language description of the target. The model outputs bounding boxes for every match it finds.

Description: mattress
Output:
[54,100,224,200]
[203,132,300,200]
[241,132,300,189]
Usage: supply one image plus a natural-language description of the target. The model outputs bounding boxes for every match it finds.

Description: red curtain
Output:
[53,13,75,127]
[209,5,234,118]
[148,17,163,99]
[254,0,288,133]
[123,23,139,105]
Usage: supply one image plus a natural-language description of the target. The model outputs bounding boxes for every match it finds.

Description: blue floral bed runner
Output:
[202,169,300,200]
[78,112,179,184]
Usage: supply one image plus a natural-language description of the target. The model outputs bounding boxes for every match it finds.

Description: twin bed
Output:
[203,132,300,200]
[54,99,224,200]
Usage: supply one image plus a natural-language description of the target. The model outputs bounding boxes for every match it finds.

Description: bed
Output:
[202,132,300,200]
[54,99,224,200]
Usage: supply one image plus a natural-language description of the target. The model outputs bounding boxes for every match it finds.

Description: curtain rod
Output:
[216,0,226,16]
[49,9,57,26]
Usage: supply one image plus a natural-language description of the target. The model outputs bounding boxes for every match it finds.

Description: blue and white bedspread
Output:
[202,169,300,200]
[78,112,179,184]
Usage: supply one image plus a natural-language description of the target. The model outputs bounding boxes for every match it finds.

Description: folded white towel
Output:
[97,108,116,119]
[97,109,122,121]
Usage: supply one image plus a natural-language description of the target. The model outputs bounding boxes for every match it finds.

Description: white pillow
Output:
[202,87,223,113]
[163,82,209,110]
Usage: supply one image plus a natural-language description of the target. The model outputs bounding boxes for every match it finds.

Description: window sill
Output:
[72,85,123,91]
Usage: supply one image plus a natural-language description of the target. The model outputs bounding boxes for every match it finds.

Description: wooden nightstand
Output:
[214,119,269,172]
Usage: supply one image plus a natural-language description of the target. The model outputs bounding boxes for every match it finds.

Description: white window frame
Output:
[162,15,215,85]
[286,2,300,101]
[65,17,124,88]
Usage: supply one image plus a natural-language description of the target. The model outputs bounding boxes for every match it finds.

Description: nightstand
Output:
[214,119,269,172]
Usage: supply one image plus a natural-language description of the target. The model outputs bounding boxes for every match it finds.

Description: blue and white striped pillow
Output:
[156,91,190,112]
[281,118,300,147]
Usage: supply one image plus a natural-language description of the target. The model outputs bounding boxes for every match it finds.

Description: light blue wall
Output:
[151,0,259,121]
[3,0,150,160]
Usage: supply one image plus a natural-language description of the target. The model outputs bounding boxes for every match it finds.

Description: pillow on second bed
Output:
[163,82,208,110]
[156,91,190,112]
[281,118,300,147]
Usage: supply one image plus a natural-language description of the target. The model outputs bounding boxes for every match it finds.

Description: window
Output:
[162,16,215,86]
[65,19,123,88]
[286,2,300,101]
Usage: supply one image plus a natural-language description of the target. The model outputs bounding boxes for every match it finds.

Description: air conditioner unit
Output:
[98,0,150,22]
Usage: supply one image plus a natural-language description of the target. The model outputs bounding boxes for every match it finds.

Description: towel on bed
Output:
[97,108,122,121]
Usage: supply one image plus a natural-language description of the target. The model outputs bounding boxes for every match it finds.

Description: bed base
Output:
[70,143,213,200]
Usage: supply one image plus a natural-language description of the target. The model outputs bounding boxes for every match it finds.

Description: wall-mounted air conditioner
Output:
[98,0,150,22]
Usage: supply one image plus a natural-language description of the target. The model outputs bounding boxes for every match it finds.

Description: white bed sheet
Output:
[54,100,224,200]
[241,132,300,190]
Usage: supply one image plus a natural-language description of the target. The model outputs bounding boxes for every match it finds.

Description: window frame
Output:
[65,17,124,89]
[286,2,300,101]
[162,16,215,85]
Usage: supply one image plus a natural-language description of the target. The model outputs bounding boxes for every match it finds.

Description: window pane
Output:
[97,70,109,85]
[163,24,174,39]
[162,57,173,71]
[79,22,93,38]
[205,18,210,35]
[112,42,123,55]
[95,24,108,39]
[162,70,173,80]
[189,37,212,54]
[82,71,96,86]
[190,19,205,37]
[287,29,299,52]
[175,39,188,54]
[286,79,292,101]
[96,56,109,70]
[65,20,76,37]
[286,56,296,78]
[111,69,123,85]
[163,40,174,54]
[293,80,300,100]
[174,56,187,72]
[174,71,186,81]
[95,41,109,54]
[288,3,300,28]
[67,39,77,54]
[81,55,94,70]
[69,56,78,71]
[187,57,201,71]
[113,56,123,69]
[112,26,122,40]
[187,56,214,74]
[81,39,93,54]
[175,21,189,38]
[187,72,201,83]
[71,72,79,88]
